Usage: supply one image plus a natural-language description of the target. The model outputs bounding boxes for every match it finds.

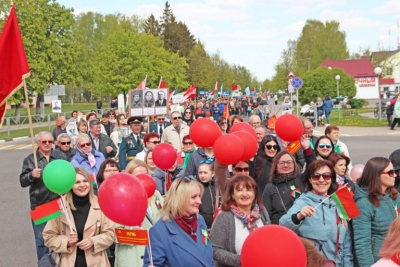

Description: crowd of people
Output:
[19,95,400,267]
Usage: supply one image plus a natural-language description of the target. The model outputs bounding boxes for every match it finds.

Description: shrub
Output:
[348,98,368,108]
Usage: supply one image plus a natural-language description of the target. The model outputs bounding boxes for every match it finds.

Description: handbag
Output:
[38,250,61,267]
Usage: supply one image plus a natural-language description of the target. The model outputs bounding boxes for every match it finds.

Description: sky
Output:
[57,0,400,81]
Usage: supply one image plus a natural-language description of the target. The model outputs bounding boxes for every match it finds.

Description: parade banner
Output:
[115,228,150,246]
[129,88,169,116]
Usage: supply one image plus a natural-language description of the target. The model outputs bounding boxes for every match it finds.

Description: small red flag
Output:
[30,198,64,225]
[0,5,30,127]
[137,75,147,89]
[115,228,150,245]
[183,85,197,100]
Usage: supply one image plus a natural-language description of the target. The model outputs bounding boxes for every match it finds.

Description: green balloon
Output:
[43,160,76,194]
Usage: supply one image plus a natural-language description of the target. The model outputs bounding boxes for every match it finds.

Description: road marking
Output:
[17,144,32,150]
[0,145,15,150]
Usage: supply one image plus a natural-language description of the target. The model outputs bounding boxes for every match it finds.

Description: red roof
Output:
[380,78,395,85]
[320,59,376,78]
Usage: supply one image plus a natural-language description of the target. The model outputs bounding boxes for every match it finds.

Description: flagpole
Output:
[23,79,38,169]
[59,195,74,232]
[158,76,162,89]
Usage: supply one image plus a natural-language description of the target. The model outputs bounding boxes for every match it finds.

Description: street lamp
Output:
[335,75,340,98]
[374,67,382,120]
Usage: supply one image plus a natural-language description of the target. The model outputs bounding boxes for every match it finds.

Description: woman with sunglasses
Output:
[300,135,335,167]
[279,160,354,267]
[353,157,400,267]
[262,151,304,224]
[43,167,115,267]
[70,133,105,177]
[108,110,117,125]
[135,132,160,162]
[116,159,164,267]
[182,108,194,127]
[177,135,197,168]
[211,175,270,267]
[217,116,229,134]
[251,135,281,194]
[143,176,214,267]
[327,153,355,192]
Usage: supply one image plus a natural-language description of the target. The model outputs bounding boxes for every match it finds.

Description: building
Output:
[320,58,380,100]
[370,49,400,95]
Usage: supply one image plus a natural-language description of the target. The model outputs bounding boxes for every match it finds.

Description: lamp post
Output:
[374,67,382,120]
[335,75,341,121]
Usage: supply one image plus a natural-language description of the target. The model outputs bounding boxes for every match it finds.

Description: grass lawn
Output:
[0,126,51,140]
[322,109,387,127]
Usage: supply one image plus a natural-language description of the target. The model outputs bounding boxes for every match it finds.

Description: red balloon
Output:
[189,118,222,147]
[136,174,156,198]
[153,143,177,170]
[275,114,303,142]
[98,173,147,226]
[241,225,307,267]
[232,131,258,161]
[229,122,257,139]
[214,134,244,165]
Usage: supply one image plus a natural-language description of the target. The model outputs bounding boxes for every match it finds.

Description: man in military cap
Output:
[118,116,144,169]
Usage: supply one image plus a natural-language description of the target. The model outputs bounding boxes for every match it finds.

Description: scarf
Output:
[391,254,400,265]
[182,148,196,169]
[175,215,198,242]
[77,146,96,168]
[333,141,342,153]
[230,203,261,232]
[275,171,294,180]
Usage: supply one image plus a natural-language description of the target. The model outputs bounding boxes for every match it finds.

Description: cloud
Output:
[72,7,98,16]
[374,0,400,15]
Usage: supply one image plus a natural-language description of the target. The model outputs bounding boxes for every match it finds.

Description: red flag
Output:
[183,85,197,100]
[331,186,361,219]
[158,77,168,89]
[0,5,30,127]
[222,104,230,119]
[168,90,175,104]
[137,75,147,89]
[231,83,241,91]
[30,198,64,225]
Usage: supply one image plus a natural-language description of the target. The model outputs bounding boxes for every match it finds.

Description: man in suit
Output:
[119,117,144,169]
[149,114,171,138]
[155,90,167,106]
[88,119,117,159]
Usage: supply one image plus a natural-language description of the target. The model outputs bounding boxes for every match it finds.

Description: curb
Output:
[0,136,29,142]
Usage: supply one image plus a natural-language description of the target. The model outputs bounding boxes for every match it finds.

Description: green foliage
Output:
[144,14,161,36]
[299,67,356,104]
[348,98,368,108]
[186,42,215,89]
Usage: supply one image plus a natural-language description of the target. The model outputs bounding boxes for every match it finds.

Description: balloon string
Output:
[147,229,153,266]
[60,195,74,232]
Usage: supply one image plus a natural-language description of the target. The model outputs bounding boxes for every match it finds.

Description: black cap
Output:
[127,117,143,125]
[389,149,400,170]
[102,113,109,118]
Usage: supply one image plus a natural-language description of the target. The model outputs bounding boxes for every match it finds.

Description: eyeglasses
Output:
[265,145,279,150]
[41,140,53,144]
[79,142,92,148]
[183,141,194,145]
[310,173,332,181]
[219,122,227,125]
[158,118,165,121]
[176,175,195,189]
[318,144,332,149]
[149,141,161,145]
[60,141,71,145]
[104,169,119,174]
[121,123,128,126]
[185,111,191,114]
[173,117,182,120]
[381,169,396,177]
[234,166,250,173]
[278,161,293,166]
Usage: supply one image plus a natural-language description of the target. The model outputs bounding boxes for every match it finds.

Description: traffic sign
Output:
[291,77,303,89]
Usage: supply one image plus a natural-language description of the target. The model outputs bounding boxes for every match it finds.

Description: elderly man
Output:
[155,91,167,106]
[55,133,76,161]
[52,116,67,145]
[119,117,144,169]
[149,114,171,138]
[88,119,117,159]
[255,126,268,144]
[248,115,261,129]
[20,131,66,260]
[161,111,190,152]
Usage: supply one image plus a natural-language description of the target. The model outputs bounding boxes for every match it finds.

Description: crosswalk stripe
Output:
[17,144,32,150]
[0,145,15,150]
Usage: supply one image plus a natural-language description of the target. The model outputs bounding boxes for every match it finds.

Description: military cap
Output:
[127,116,143,125]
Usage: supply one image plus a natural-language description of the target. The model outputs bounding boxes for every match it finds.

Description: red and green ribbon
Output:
[290,185,301,198]
[201,229,210,246]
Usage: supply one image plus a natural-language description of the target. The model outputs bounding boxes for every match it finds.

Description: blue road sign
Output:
[291,77,303,89]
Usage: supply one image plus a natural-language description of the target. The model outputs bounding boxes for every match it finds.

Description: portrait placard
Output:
[128,88,169,116]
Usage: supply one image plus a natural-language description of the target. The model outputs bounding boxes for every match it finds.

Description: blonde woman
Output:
[43,167,114,266]
[143,176,214,267]
[114,159,164,267]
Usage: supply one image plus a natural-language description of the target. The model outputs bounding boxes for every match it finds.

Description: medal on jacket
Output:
[290,185,301,198]
[201,229,210,246]
[155,197,162,209]
[395,204,399,217]
[93,220,101,235]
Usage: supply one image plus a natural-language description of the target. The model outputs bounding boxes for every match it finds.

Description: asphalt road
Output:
[0,136,399,266]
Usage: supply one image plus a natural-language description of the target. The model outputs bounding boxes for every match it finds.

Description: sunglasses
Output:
[318,144,332,149]
[41,140,53,144]
[79,142,92,148]
[185,111,191,114]
[265,145,279,150]
[183,141,194,145]
[176,175,196,189]
[234,166,250,172]
[381,169,396,177]
[121,123,128,126]
[149,141,161,145]
[310,172,332,181]
[199,159,214,164]
[219,122,227,125]
[158,118,165,121]
[60,141,71,145]
[173,117,182,120]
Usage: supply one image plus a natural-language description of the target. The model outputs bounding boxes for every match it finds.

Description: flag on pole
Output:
[137,75,147,89]
[231,83,241,91]
[330,186,361,220]
[158,77,168,89]
[222,103,230,118]
[168,90,175,104]
[207,91,215,99]
[183,85,196,100]
[245,86,250,96]
[220,84,223,95]
[0,5,30,127]
[90,173,98,189]
[158,76,162,88]
[30,198,64,225]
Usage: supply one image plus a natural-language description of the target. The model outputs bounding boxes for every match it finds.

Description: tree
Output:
[299,67,356,105]
[144,14,161,36]
[187,42,215,89]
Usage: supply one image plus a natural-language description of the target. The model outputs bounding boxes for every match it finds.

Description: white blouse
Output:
[234,216,263,255]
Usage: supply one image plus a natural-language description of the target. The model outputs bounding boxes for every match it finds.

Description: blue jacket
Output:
[279,192,353,267]
[323,98,334,113]
[211,106,221,120]
[70,149,105,176]
[352,185,400,267]
[143,215,215,267]
[152,165,184,195]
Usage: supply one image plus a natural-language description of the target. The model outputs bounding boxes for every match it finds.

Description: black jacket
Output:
[251,157,273,194]
[55,147,76,162]
[20,149,67,210]
[262,174,304,224]
[199,180,217,228]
